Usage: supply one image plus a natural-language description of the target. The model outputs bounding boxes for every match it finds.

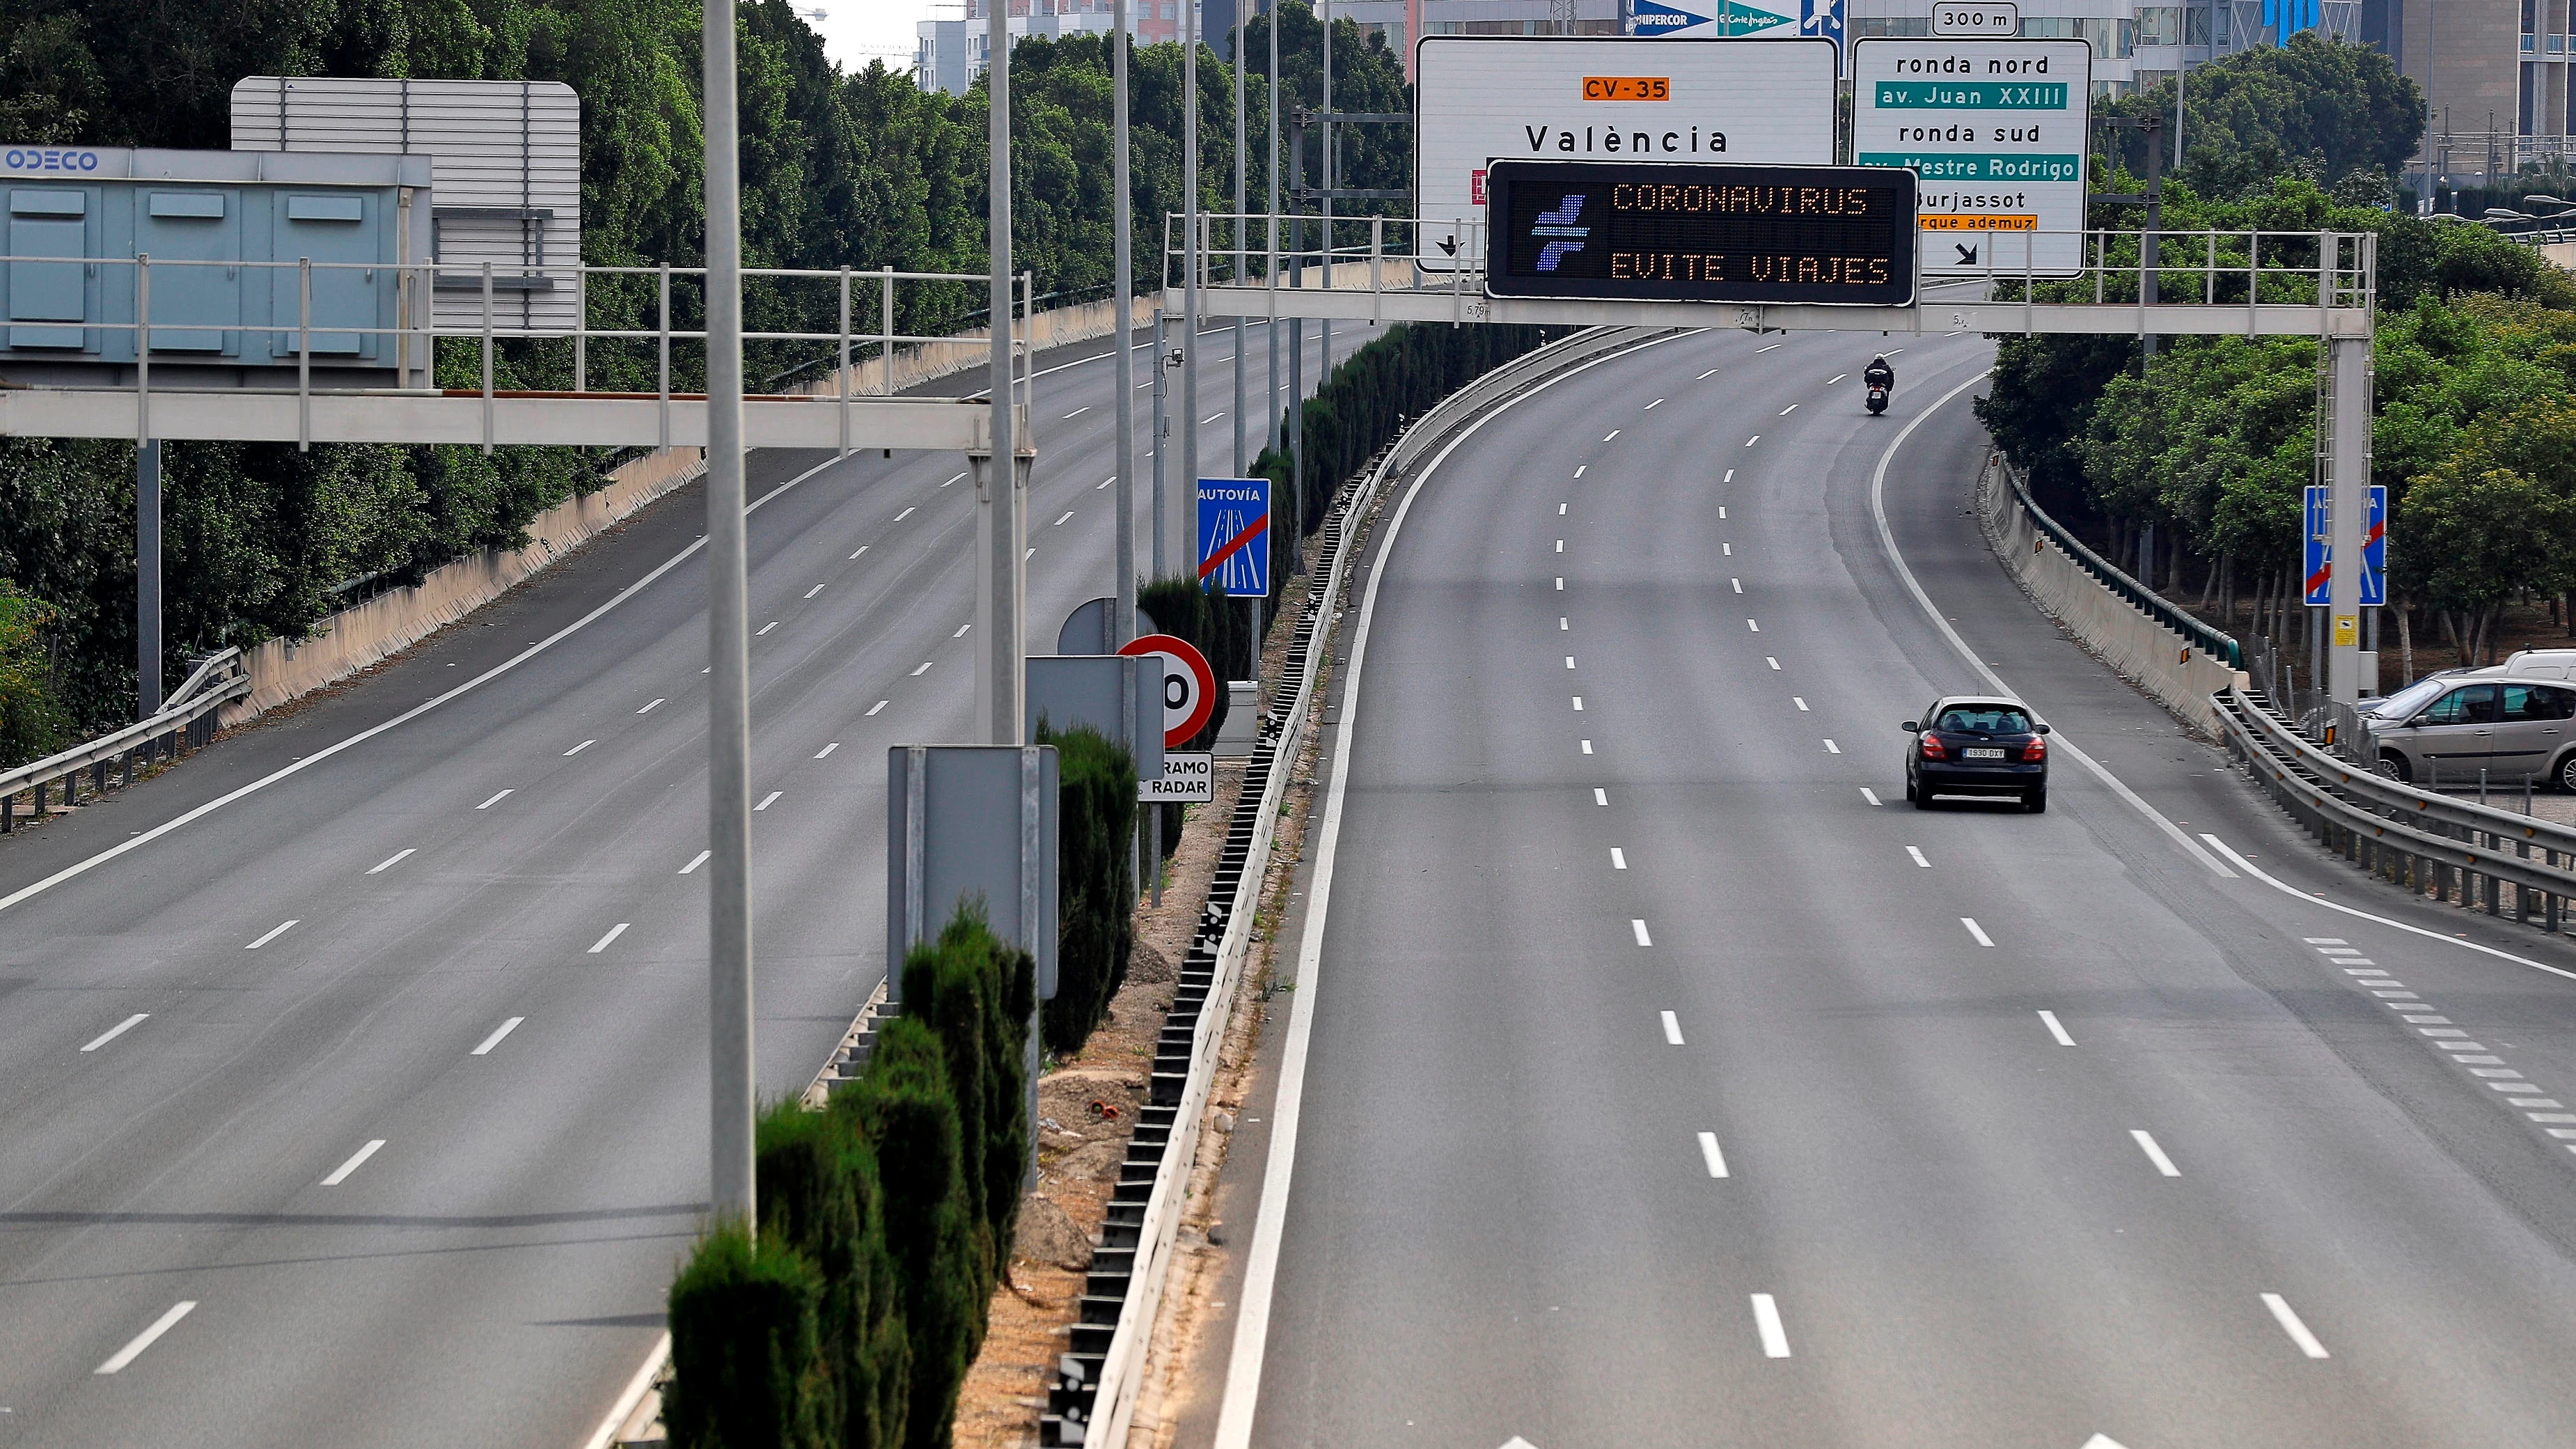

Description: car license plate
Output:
[1963,747,2006,760]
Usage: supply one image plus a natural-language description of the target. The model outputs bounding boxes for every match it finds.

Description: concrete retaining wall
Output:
[1977,455,2247,734]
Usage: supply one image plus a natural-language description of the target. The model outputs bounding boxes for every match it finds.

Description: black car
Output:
[1903,695,2051,811]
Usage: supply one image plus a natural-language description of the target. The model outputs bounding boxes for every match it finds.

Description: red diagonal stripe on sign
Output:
[1197,512,1269,582]
[2305,564,2331,597]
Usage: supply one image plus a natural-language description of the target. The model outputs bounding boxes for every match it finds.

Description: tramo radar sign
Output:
[1413,36,1838,271]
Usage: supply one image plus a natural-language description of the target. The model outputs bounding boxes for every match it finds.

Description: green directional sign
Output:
[1851,38,2092,276]
[1871,80,2069,109]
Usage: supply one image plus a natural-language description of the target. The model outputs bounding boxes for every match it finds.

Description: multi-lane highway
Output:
[0,318,1363,1446]
[1219,326,2576,1448]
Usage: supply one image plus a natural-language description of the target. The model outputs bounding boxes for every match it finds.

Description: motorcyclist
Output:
[1864,354,1895,394]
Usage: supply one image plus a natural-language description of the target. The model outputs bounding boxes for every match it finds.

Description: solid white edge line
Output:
[81,1012,150,1052]
[2039,1009,2078,1046]
[2197,833,2576,981]
[320,1138,386,1186]
[95,1300,196,1374]
[1751,1293,1792,1357]
[578,1331,675,1449]
[2130,1129,2182,1177]
[1867,368,2236,880]
[1209,329,1695,1449]
[471,1017,525,1056]
[0,450,865,918]
[2261,1292,2332,1358]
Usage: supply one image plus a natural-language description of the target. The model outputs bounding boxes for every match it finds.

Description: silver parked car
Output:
[2369,673,2576,788]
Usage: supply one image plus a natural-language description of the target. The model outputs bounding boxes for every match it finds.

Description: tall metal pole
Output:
[2326,329,2371,703]
[136,440,162,719]
[1115,0,1137,642]
[977,0,1023,746]
[1180,0,1202,575]
[1265,0,1281,463]
[702,0,756,1228]
[1153,308,1170,577]
[1232,0,1248,477]
[1319,0,1334,377]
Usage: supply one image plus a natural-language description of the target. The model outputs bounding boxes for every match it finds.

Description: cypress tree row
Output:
[1039,723,1139,1052]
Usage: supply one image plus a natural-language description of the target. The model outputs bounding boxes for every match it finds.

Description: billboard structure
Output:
[1413,36,1839,271]
[1851,39,2090,278]
[233,77,581,336]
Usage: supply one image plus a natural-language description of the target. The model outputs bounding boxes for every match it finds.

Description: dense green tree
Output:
[2098,31,2424,201]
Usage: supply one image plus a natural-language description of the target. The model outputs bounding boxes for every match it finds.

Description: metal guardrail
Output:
[1994,457,2243,671]
[2217,687,2576,931]
[1,648,249,833]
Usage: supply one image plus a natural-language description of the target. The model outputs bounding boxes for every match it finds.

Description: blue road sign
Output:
[2303,484,2387,607]
[1197,477,1271,597]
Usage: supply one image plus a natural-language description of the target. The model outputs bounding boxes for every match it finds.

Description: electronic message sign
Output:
[1483,159,1917,306]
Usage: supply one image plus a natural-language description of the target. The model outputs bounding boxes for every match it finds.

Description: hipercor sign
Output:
[1414,36,1838,270]
[1851,39,2089,277]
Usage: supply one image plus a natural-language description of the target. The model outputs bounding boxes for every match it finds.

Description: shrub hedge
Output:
[1037,723,1138,1053]
[669,908,1036,1449]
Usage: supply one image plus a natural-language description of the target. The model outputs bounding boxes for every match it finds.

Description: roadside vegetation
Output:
[1981,33,2576,682]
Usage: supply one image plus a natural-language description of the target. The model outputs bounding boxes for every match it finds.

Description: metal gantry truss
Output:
[0,257,1037,453]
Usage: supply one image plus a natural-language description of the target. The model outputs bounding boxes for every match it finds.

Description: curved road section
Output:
[0,321,1360,1447]
[1224,327,2576,1448]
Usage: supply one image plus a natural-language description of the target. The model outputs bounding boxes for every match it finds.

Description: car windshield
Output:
[1934,705,2032,734]
[2371,676,2451,718]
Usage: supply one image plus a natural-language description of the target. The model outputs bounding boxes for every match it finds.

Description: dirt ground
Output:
[949,567,1321,1449]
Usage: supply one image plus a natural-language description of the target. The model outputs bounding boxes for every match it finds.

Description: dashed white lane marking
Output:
[941,473,965,487]
[1731,579,1743,594]
[756,622,779,636]
[1661,1010,1685,1044]
[1860,788,1881,806]
[2304,937,2347,944]
[2130,1129,2181,1177]
[321,1139,386,1186]
[803,584,826,602]
[471,1017,524,1056]
[1724,469,1735,483]
[1718,507,1727,519]
[1064,406,1090,418]
[476,789,513,810]
[2039,1010,2077,1047]
[1961,917,1992,947]
[1560,618,1569,630]
[1555,540,1565,553]
[1905,846,1930,868]
[1202,412,1227,423]
[1755,343,1782,353]
[1053,510,1075,526]
[1723,542,1733,556]
[565,739,595,756]
[95,1301,196,1374]
[1793,697,1809,710]
[1559,503,1567,515]
[1697,367,1720,379]
[1631,919,1653,946]
[1766,657,1780,670]
[81,1014,150,1053]
[1779,403,1798,416]
[1594,789,1608,805]
[1646,398,1665,409]
[680,851,710,875]
[246,921,299,950]
[865,700,888,716]
[1603,429,1621,441]
[2262,1294,2331,1358]
[893,506,916,522]
[1744,435,1760,446]
[911,661,934,676]
[1574,465,1587,478]
[1828,373,1846,384]
[1822,739,1841,754]
[1556,578,1566,590]
[1581,740,1594,754]
[1699,1132,1730,1178]
[1747,620,1760,632]
[1572,697,1585,711]
[638,697,667,714]
[815,742,840,758]
[1751,1295,1792,1357]
[849,546,870,559]
[1097,476,1115,489]
[755,792,782,812]
[1610,848,1628,870]
[1566,657,1577,669]
[588,923,630,954]
[366,849,415,875]
[955,623,972,637]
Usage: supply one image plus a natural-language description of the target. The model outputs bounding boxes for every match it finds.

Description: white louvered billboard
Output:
[1413,36,1839,271]
[233,77,580,335]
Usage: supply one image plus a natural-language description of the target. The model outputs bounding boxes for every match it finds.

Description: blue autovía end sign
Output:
[1196,477,1271,598]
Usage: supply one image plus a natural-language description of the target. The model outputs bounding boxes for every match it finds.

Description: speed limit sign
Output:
[1118,633,1216,746]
